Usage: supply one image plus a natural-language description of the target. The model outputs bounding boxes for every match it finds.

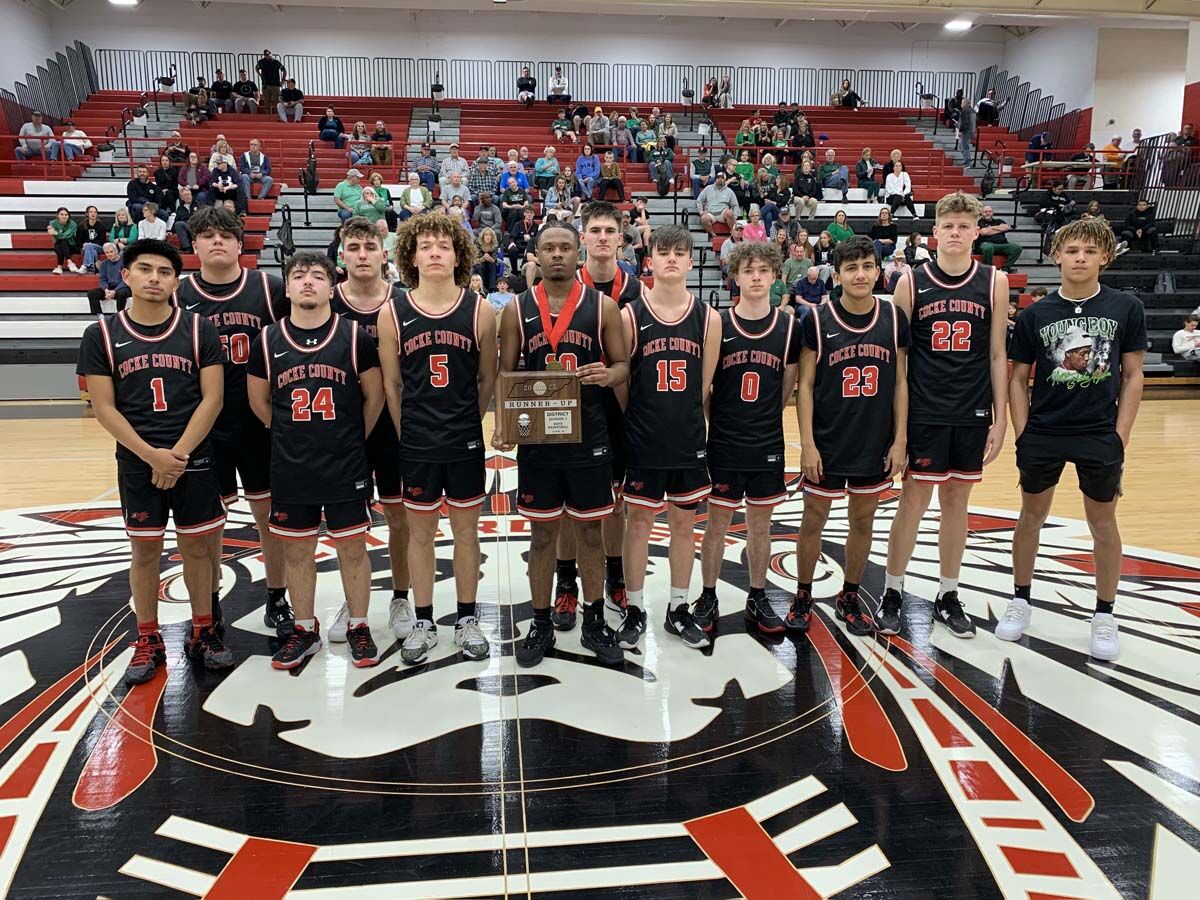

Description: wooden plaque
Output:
[497,371,582,444]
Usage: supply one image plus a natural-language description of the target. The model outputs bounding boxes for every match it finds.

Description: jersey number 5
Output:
[292,387,336,421]
[841,366,879,398]
[656,359,687,392]
[931,320,971,352]
[430,353,450,388]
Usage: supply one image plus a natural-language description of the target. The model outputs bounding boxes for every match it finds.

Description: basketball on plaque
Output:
[498,371,582,444]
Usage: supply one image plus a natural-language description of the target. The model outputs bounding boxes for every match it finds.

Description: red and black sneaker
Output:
[346,623,381,668]
[271,623,323,670]
[836,591,875,636]
[125,632,166,685]
[211,595,224,636]
[605,580,628,615]
[550,581,579,632]
[744,591,786,634]
[786,591,813,634]
[184,626,235,671]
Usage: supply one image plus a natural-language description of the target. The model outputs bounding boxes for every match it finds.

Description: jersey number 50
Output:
[931,320,971,352]
[219,333,251,364]
[291,387,336,421]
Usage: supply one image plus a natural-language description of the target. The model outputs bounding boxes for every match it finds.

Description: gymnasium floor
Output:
[0,401,1198,898]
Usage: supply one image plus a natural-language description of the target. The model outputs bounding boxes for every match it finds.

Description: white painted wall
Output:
[1001,25,1098,112]
[0,0,54,94]
[1186,21,1200,86]
[1091,27,1187,145]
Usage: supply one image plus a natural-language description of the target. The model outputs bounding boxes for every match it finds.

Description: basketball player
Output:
[247,252,385,669]
[493,221,628,666]
[550,201,639,630]
[792,236,909,635]
[76,240,233,684]
[377,215,496,665]
[878,192,1008,638]
[696,242,799,634]
[999,219,1145,660]
[174,206,292,635]
[327,217,414,644]
[621,224,722,649]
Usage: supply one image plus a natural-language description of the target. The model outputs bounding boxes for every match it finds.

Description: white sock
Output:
[626,589,644,609]
[885,572,904,594]
[296,617,315,631]
[348,616,366,628]
[938,577,959,598]
[670,586,688,607]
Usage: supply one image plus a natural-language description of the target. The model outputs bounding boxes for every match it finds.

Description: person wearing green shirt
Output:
[48,207,79,274]
[350,186,389,224]
[818,148,850,195]
[334,169,364,221]
[769,278,791,307]
[735,121,755,146]
[734,149,755,183]
[551,110,577,144]
[827,209,854,243]
[782,242,812,286]
[109,208,135,250]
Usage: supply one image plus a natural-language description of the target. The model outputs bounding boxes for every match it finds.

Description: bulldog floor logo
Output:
[0,459,1197,898]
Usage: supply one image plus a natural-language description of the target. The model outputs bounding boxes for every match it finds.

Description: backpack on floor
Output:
[1154,271,1177,294]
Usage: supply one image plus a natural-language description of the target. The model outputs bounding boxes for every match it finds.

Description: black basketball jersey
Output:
[332,282,406,446]
[516,283,609,469]
[810,299,901,476]
[79,309,221,467]
[580,265,641,308]
[256,314,372,504]
[906,260,995,426]
[708,307,796,470]
[388,288,486,462]
[625,291,710,470]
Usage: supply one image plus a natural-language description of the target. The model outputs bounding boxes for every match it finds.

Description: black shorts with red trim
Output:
[623,466,711,511]
[268,499,371,542]
[906,422,989,484]
[367,427,403,505]
[117,459,226,542]
[709,465,787,509]
[517,462,614,522]
[400,455,486,513]
[213,414,272,503]
[801,472,894,500]
[1016,429,1124,503]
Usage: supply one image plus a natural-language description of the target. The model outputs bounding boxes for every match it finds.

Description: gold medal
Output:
[545,359,564,371]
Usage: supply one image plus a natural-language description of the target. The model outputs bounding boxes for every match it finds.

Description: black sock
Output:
[212,591,221,607]
[605,555,624,584]
[798,582,813,596]
[556,558,578,584]
[393,588,409,601]
[584,598,605,622]
[700,585,717,600]
[843,581,860,595]
[1015,584,1031,601]
[416,605,434,623]
[533,605,552,622]
[456,601,476,621]
[1095,598,1115,615]
[747,586,765,599]
[267,586,286,603]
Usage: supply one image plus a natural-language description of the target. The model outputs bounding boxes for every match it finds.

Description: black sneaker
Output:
[124,633,166,685]
[692,592,719,632]
[786,591,813,633]
[835,591,875,636]
[581,618,625,665]
[550,581,579,631]
[605,580,628,614]
[184,626,235,671]
[264,593,295,638]
[271,624,322,670]
[616,605,647,649]
[933,591,976,638]
[665,603,710,649]
[211,595,224,635]
[744,592,786,634]
[346,623,381,668]
[516,618,555,667]
[876,589,903,636]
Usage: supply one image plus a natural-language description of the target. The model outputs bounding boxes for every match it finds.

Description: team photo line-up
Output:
[76,187,1144,684]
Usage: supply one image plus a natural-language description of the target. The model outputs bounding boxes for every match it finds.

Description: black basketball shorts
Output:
[268,499,372,542]
[400,455,486,513]
[117,459,226,542]
[213,415,272,503]
[1016,429,1124,503]
[801,472,894,500]
[623,466,711,511]
[517,462,614,522]
[906,422,990,484]
[709,464,787,509]
[367,429,403,505]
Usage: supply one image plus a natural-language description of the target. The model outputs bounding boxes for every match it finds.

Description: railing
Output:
[6,42,98,128]
[975,64,1077,146]
[1131,135,1200,246]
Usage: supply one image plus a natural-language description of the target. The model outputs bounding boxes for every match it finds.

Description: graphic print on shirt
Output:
[1038,315,1120,388]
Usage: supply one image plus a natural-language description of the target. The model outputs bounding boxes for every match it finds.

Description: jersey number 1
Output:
[150,377,167,412]
[931,320,971,352]
[292,387,336,421]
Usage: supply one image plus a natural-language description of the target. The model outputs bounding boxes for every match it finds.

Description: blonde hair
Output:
[934,191,982,220]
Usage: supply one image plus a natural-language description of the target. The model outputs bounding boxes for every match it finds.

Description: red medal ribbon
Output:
[580,264,625,302]
[535,279,584,355]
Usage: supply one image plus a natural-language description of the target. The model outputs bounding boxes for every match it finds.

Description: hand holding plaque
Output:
[497,371,582,444]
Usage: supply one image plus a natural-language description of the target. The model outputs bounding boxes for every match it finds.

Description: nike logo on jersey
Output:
[402,318,418,327]
[918,287,936,294]
[641,323,654,331]
[114,340,132,348]
[185,303,201,310]
[525,315,540,323]
[723,336,737,342]
[826,333,839,339]
[273,351,289,358]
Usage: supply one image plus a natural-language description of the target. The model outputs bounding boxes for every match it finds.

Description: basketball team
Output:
[76,190,1146,686]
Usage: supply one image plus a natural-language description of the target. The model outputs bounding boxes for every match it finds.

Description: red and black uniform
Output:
[332,283,407,504]
[708,307,798,508]
[174,269,287,503]
[801,298,909,497]
[581,265,640,489]
[515,282,613,521]
[622,291,711,510]
[248,313,379,540]
[903,259,995,482]
[387,288,487,511]
[76,309,226,540]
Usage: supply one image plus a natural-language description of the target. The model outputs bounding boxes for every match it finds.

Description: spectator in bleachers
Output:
[410,144,436,191]
[1120,198,1158,253]
[208,137,235,170]
[476,145,501,179]
[277,78,304,123]
[955,96,976,168]
[164,132,189,165]
[774,207,803,245]
[771,225,791,259]
[836,79,864,110]
[660,113,679,150]
[47,207,78,274]
[76,206,106,272]
[1035,182,1075,250]
[757,169,789,235]
[210,69,233,112]
[469,156,496,205]
[239,138,274,201]
[186,89,218,126]
[126,165,163,222]
[256,50,286,114]
[187,76,208,102]
[575,143,600,198]
[697,170,739,236]
[976,89,1003,126]
[58,121,91,163]
[635,122,658,161]
[441,171,471,211]
[549,109,577,144]
[701,77,719,109]
[518,145,534,171]
[505,207,538,282]
[597,151,625,201]
[782,239,811,287]
[488,275,516,314]
[647,137,673,187]
[475,191,502,237]
[1175,123,1197,148]
[347,122,373,166]
[170,186,200,252]
[177,152,212,206]
[366,120,393,166]
[792,158,821,220]
[500,177,530,226]
[718,74,733,108]
[587,107,611,147]
[318,108,347,149]
[398,173,433,220]
[350,185,389,224]
[547,66,571,104]
[1172,315,1200,360]
[735,120,754,148]
[232,69,260,113]
[734,149,755,183]
[743,209,768,242]
[1081,199,1106,223]
[903,231,930,267]
[611,117,635,162]
[154,154,179,212]
[759,152,781,187]
[87,243,130,313]
[813,231,836,283]
[15,112,60,161]
[976,204,1022,272]
[632,197,651,247]
[1100,134,1124,172]
[136,203,167,243]
[818,149,849,197]
[883,160,917,218]
[883,253,911,294]
[1026,130,1053,164]
[869,208,898,262]
[209,159,242,212]
[334,168,364,222]
[534,146,560,191]
[856,148,882,200]
[1066,143,1097,190]
[109,208,134,250]
[718,221,744,288]
[497,160,529,193]
[439,143,469,189]
[689,146,714,198]
[517,67,537,108]
[828,209,854,244]
[795,265,828,307]
[542,175,572,216]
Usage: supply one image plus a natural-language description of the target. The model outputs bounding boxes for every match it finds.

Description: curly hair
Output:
[339,216,380,247]
[393,212,478,288]
[1050,217,1118,267]
[934,190,982,221]
[726,240,783,277]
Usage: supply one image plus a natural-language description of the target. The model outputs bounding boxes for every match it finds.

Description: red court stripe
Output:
[808,616,907,772]
[890,636,1094,822]
[949,760,1019,802]
[913,698,972,748]
[883,661,915,688]
[685,806,821,900]
[0,816,14,856]
[0,742,56,800]
[983,817,1045,830]
[54,697,95,732]
[206,836,319,900]
[1001,846,1079,878]
[1028,893,1089,900]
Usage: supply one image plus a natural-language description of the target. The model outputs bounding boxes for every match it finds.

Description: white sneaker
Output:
[52,266,63,275]
[67,260,80,273]
[389,596,416,639]
[328,603,350,643]
[454,616,490,660]
[1089,613,1120,661]
[994,597,1032,642]
[400,619,438,665]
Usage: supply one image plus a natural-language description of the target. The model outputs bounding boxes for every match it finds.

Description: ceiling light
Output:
[945,19,973,32]
[108,0,140,6]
